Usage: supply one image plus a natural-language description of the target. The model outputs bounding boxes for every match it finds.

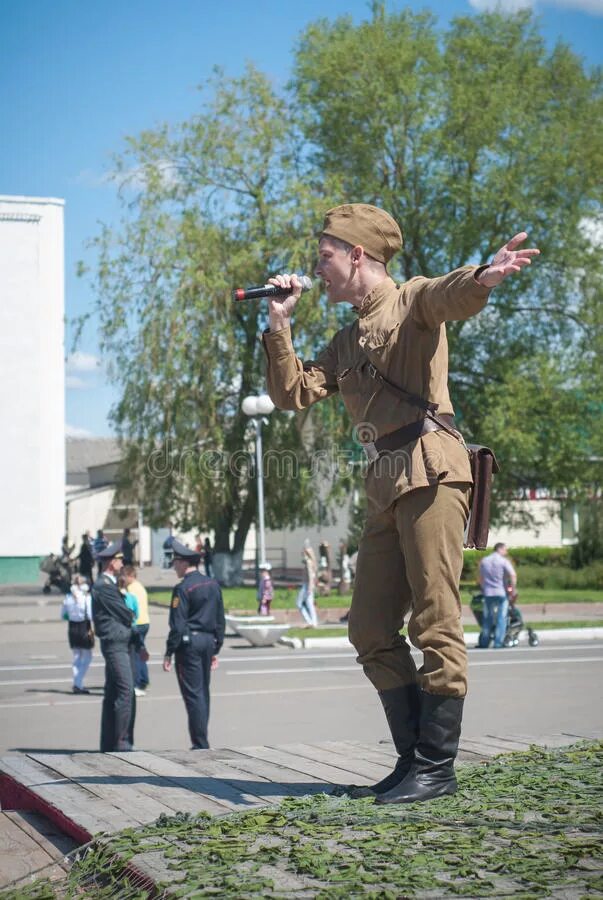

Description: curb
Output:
[280,626,603,650]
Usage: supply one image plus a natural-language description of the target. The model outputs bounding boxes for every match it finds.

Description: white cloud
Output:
[66,351,100,373]
[66,375,88,390]
[468,0,603,12]
[66,424,94,438]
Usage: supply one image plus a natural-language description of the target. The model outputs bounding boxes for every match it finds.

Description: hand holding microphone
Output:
[233,273,312,333]
[232,274,313,301]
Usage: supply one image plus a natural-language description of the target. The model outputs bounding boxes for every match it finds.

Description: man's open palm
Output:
[478,232,540,288]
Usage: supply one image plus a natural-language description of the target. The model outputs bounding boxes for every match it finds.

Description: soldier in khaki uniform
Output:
[263,204,539,803]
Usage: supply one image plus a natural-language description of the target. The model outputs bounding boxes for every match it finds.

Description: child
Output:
[257,563,274,616]
[61,575,94,694]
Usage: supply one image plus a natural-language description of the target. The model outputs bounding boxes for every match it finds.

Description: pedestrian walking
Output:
[61,575,94,694]
[203,537,214,578]
[77,533,94,584]
[163,540,225,750]
[257,563,274,615]
[61,535,75,563]
[122,528,138,566]
[263,203,539,802]
[478,543,518,648]
[296,539,318,627]
[124,565,151,695]
[317,541,332,596]
[92,541,148,752]
[93,529,108,578]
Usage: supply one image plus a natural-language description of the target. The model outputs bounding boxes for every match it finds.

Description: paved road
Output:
[1,594,602,755]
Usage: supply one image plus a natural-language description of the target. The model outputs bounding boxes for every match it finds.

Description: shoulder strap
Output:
[367,361,463,441]
[367,362,437,414]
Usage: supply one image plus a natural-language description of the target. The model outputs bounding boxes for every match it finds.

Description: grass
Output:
[286,626,351,640]
[9,741,602,898]
[148,585,603,611]
[284,620,603,641]
[462,587,603,605]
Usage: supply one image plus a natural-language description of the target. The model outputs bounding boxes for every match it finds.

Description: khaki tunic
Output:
[263,267,491,515]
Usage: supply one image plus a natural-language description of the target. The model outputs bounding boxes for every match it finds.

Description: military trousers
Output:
[348,482,470,698]
[175,632,214,749]
[100,639,135,751]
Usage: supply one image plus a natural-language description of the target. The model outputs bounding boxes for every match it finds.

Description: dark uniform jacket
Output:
[91,573,134,642]
[166,570,225,657]
[263,268,491,515]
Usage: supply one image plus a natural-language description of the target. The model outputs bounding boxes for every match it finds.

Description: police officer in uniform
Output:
[263,204,539,803]
[92,540,148,751]
[162,540,225,749]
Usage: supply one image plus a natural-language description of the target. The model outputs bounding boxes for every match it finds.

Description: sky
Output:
[1,0,602,438]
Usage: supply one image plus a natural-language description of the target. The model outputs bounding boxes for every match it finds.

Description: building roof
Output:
[66,437,121,485]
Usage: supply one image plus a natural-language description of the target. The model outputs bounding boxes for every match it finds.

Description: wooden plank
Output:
[347,740,400,762]
[559,729,603,742]
[512,732,589,748]
[30,752,186,828]
[26,753,152,831]
[162,750,308,806]
[455,738,508,758]
[109,751,238,816]
[0,754,125,836]
[236,745,373,788]
[221,748,330,794]
[0,812,57,888]
[272,742,393,781]
[312,740,399,768]
[116,751,262,813]
[4,810,77,859]
[481,736,543,753]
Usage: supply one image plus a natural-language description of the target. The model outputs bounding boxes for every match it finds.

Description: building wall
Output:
[490,500,564,548]
[66,487,116,550]
[0,196,65,582]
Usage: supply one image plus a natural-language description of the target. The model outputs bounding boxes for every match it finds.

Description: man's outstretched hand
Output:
[476,232,540,288]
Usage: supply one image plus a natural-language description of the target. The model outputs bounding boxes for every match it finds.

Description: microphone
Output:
[233,275,313,302]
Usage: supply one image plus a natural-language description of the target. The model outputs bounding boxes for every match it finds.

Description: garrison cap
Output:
[97,540,124,560]
[321,204,403,264]
[170,539,201,565]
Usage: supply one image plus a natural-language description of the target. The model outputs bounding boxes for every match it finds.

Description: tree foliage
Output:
[82,7,602,551]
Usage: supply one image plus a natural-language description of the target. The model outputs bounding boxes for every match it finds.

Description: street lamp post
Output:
[242,394,275,569]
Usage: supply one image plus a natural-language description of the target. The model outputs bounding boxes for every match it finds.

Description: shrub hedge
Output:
[462,547,603,590]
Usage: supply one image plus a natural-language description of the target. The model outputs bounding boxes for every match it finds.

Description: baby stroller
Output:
[471,592,539,647]
[40,554,72,594]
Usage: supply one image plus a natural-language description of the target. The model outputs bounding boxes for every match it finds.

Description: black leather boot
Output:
[376,693,464,804]
[333,684,420,798]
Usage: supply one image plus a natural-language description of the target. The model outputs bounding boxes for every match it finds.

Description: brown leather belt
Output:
[363,414,457,462]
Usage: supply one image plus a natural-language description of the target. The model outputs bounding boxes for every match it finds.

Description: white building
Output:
[0,196,65,583]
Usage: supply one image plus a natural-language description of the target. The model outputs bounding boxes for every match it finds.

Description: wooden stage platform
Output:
[0,732,590,891]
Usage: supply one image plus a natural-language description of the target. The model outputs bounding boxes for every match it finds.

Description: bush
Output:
[462,546,572,582]
[462,557,603,590]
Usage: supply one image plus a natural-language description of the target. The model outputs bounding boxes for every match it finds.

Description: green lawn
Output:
[461,587,603,605]
[13,742,602,898]
[149,585,603,611]
[284,619,603,640]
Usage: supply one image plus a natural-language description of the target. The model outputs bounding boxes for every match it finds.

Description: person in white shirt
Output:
[61,575,94,694]
[478,543,517,648]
